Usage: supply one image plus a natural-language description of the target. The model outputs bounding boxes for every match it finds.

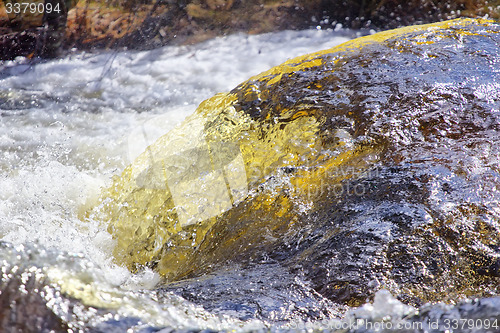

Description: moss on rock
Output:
[91,18,500,306]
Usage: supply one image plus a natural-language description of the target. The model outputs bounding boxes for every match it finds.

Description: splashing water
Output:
[0,29,355,330]
[1,20,500,332]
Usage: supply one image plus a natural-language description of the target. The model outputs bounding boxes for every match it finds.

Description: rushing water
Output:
[1,23,500,332]
[0,28,352,282]
[0,28,355,331]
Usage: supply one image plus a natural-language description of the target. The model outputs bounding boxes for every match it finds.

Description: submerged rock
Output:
[1,242,499,331]
[92,18,500,307]
[0,241,252,332]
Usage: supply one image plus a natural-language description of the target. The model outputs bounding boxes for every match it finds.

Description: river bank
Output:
[1,0,499,59]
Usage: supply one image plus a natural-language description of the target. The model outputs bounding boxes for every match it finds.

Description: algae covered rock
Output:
[93,18,500,306]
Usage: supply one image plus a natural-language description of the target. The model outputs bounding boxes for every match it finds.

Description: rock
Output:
[2,1,500,58]
[93,18,500,307]
[0,241,227,332]
[0,242,98,332]
[60,0,500,50]
[2,242,499,330]
[160,262,345,322]
[63,0,500,50]
[0,0,76,59]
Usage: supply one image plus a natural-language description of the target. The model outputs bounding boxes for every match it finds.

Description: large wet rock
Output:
[93,18,500,307]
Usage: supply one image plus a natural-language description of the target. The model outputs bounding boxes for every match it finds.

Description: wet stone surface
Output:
[146,18,500,307]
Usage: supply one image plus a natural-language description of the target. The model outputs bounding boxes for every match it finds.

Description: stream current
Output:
[0,25,499,332]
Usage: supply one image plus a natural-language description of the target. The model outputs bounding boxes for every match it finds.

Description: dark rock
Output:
[98,18,500,308]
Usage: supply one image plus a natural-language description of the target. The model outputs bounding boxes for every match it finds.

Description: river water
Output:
[0,28,352,282]
[0,26,499,332]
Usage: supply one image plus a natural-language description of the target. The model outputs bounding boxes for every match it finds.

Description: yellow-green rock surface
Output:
[91,18,500,306]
